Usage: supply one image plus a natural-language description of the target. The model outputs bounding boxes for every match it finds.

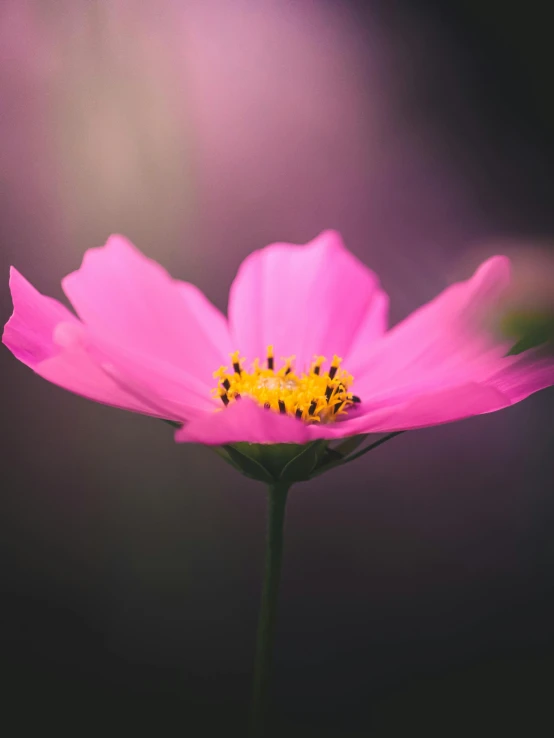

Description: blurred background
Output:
[1,0,553,734]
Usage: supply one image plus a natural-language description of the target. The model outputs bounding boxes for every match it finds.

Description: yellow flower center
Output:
[212,346,360,423]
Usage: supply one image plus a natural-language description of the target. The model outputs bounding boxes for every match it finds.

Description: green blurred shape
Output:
[501,309,554,356]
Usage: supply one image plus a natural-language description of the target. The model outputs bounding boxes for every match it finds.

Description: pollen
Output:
[212,347,360,423]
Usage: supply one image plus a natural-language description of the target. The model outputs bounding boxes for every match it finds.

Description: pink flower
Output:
[4,231,554,448]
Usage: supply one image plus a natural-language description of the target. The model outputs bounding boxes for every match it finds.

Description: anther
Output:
[214,349,354,424]
[329,356,341,380]
[312,356,325,376]
[230,351,243,375]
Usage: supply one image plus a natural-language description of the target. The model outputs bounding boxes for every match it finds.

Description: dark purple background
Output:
[1,2,553,735]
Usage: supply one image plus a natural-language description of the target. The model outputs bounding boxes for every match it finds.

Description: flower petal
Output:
[311,381,510,437]
[38,323,215,420]
[485,352,554,404]
[3,268,78,366]
[313,255,553,436]
[228,230,386,371]
[77,326,218,419]
[4,269,216,420]
[36,338,163,417]
[62,235,232,387]
[3,271,155,415]
[352,256,513,402]
[175,398,312,445]
[344,290,389,373]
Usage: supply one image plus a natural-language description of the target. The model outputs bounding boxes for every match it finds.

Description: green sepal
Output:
[221,444,276,484]
[308,435,368,477]
[215,441,329,484]
[254,443,310,479]
[212,445,244,472]
[278,440,328,482]
[215,434,396,483]
[162,419,183,429]
[330,434,367,458]
[309,452,346,478]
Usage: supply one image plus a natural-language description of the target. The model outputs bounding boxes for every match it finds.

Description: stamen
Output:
[231,350,242,375]
[213,350,359,424]
[312,356,325,376]
[281,356,295,377]
[328,355,341,380]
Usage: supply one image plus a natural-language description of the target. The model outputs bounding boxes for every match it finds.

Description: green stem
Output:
[249,482,291,737]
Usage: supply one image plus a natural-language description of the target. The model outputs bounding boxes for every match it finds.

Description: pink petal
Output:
[4,269,216,420]
[62,235,232,388]
[485,353,554,404]
[3,268,78,366]
[311,382,510,438]
[344,290,389,374]
[228,230,387,371]
[3,270,156,415]
[42,322,217,420]
[317,255,554,436]
[352,256,513,402]
[36,338,164,417]
[175,398,312,445]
